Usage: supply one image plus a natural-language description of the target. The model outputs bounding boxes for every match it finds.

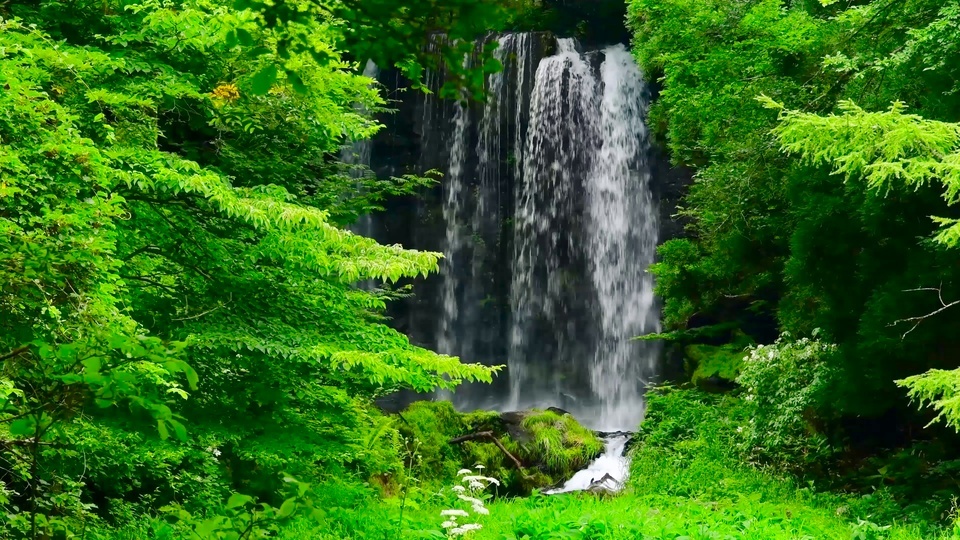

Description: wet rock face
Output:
[533,0,633,47]
[366,9,695,417]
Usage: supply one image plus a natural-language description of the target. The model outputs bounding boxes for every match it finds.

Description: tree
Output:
[0,0,498,534]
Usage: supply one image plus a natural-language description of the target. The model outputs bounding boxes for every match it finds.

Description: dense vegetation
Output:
[0,0,519,536]
[631,0,960,491]
[631,0,960,421]
[6,0,960,537]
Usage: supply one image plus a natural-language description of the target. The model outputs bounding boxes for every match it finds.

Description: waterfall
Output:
[508,38,601,412]
[586,45,661,430]
[343,59,381,240]
[433,35,535,408]
[437,94,471,357]
[393,33,660,431]
[507,39,660,431]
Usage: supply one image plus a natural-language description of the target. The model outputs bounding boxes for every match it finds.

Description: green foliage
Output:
[898,369,960,431]
[628,0,960,435]
[737,333,839,466]
[162,476,320,539]
[686,343,748,386]
[263,388,947,539]
[766,98,960,248]
[0,0,498,534]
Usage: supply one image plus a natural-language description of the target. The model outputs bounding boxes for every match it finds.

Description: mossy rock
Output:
[395,402,603,495]
[686,343,748,392]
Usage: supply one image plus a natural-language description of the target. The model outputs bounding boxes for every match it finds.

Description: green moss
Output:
[687,344,747,386]
[519,410,604,473]
[394,403,602,495]
[397,401,465,482]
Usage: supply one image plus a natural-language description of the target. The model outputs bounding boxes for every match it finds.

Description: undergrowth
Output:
[97,389,957,539]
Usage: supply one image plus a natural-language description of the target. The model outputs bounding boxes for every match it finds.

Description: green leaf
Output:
[250,64,278,95]
[277,497,297,518]
[168,418,188,441]
[236,28,254,47]
[10,418,34,437]
[288,71,308,95]
[227,493,254,509]
[157,419,169,440]
[82,357,102,374]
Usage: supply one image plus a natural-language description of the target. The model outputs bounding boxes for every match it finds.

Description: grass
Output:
[98,389,958,539]
[271,390,951,540]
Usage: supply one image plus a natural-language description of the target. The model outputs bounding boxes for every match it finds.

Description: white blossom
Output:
[457,494,483,505]
[450,523,482,536]
[457,469,473,476]
[441,509,469,517]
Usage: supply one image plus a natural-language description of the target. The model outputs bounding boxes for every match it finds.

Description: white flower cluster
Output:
[438,466,500,537]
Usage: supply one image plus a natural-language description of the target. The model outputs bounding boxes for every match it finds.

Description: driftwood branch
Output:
[891,284,960,339]
[0,346,30,362]
[448,431,532,479]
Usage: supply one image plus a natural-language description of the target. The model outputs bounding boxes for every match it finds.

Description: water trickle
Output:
[544,434,631,494]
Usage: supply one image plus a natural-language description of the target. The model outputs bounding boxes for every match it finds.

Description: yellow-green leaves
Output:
[770,100,960,248]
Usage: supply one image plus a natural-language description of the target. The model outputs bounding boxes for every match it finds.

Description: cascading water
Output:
[585,45,661,430]
[436,78,472,358]
[343,59,381,241]
[507,39,660,431]
[391,33,660,431]
[430,34,540,407]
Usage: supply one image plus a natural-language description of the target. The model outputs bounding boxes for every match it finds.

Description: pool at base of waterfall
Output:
[544,433,631,495]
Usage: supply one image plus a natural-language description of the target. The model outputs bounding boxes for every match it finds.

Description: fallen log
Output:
[448,431,532,479]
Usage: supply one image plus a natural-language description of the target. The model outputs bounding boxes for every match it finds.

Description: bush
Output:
[737,332,840,467]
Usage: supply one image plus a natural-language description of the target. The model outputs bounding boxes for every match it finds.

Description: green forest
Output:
[5,0,960,538]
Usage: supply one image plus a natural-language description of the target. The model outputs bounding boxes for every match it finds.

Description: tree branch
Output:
[449,431,532,479]
[0,345,29,362]
[891,285,960,339]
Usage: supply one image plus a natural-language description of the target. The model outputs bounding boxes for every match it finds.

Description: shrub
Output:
[737,332,840,466]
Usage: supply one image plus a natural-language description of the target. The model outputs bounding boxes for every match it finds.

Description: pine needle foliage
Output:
[763,96,960,430]
[763,97,960,248]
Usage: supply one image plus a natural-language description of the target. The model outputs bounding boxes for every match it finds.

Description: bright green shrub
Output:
[737,333,840,466]
[687,343,748,387]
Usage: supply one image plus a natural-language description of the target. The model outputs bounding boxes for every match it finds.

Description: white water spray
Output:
[586,45,660,430]
[507,39,659,431]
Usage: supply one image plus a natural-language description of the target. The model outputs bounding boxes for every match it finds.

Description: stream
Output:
[545,433,631,494]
